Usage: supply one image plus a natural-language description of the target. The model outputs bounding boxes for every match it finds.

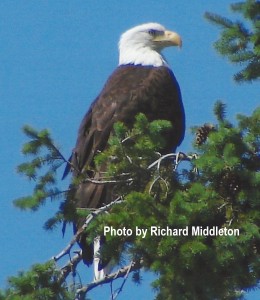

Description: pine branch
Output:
[204,12,234,28]
[205,1,260,82]
[214,101,227,122]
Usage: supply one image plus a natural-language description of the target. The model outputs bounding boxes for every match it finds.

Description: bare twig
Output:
[48,140,73,167]
[82,197,124,228]
[218,202,228,210]
[110,260,133,300]
[148,153,175,170]
[83,177,133,185]
[149,175,169,197]
[228,216,235,226]
[126,155,133,164]
[75,260,142,300]
[147,152,195,171]
[148,152,198,195]
[121,136,132,144]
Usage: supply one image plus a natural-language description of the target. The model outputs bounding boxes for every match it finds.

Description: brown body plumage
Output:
[72,65,185,209]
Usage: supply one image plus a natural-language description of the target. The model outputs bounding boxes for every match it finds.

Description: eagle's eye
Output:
[148,29,158,36]
[147,29,164,37]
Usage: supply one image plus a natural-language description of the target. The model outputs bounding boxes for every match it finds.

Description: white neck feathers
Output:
[119,43,168,67]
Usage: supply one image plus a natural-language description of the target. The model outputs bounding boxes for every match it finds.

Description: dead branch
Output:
[57,250,83,284]
[149,175,169,197]
[75,260,142,300]
[148,151,197,171]
[53,197,124,262]
[83,177,133,185]
[110,260,133,300]
[52,229,83,262]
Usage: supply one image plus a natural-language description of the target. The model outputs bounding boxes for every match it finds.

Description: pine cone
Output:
[196,123,215,145]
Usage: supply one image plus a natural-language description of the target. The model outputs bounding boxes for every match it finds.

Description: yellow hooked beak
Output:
[153,30,182,48]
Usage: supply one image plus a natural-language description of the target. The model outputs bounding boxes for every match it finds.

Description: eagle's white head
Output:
[119,23,182,67]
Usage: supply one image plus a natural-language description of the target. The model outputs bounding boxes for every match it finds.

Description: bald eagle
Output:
[66,23,185,279]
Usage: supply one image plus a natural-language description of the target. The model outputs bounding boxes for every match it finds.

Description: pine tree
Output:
[205,0,260,82]
[1,104,259,299]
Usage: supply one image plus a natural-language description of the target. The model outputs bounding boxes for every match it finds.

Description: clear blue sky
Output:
[0,1,259,299]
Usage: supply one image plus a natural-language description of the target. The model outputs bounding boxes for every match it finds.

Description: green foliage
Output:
[214,100,227,122]
[205,0,260,82]
[14,126,65,211]
[0,261,71,300]
[86,106,260,299]
[13,126,76,230]
[9,109,260,299]
[7,101,260,299]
